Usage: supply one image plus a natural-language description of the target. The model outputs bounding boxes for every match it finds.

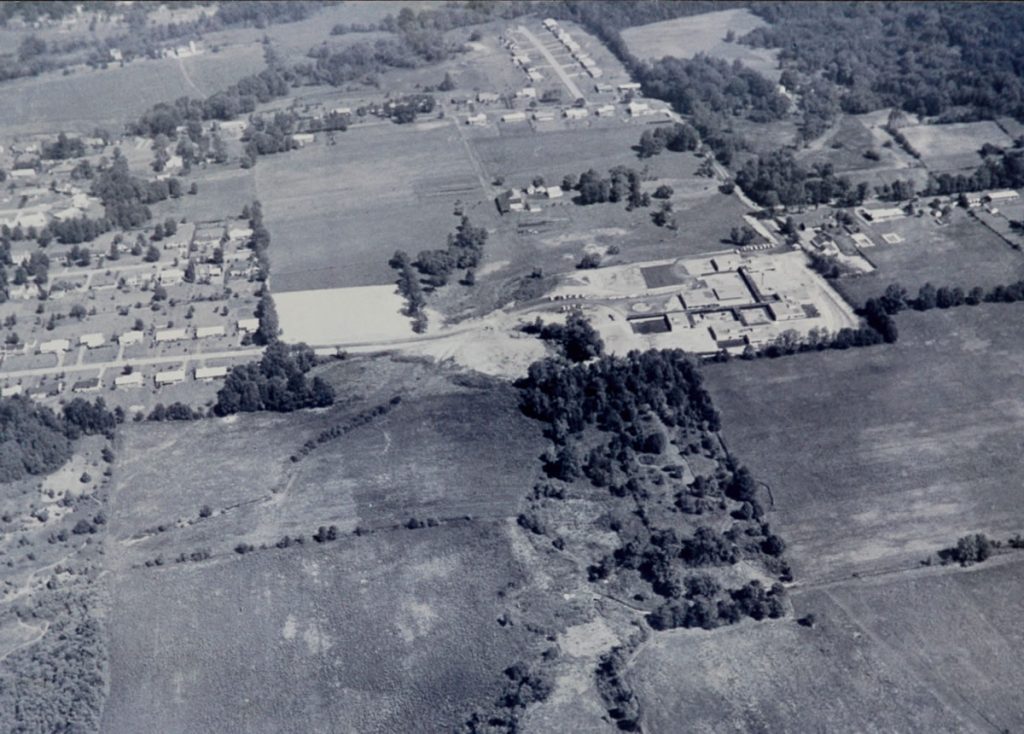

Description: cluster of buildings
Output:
[496,184,565,214]
[543,18,602,79]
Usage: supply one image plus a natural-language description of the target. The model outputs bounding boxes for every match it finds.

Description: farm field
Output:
[632,557,1024,733]
[838,209,1024,306]
[0,45,264,135]
[899,120,1012,173]
[620,9,780,81]
[150,165,256,223]
[255,121,490,293]
[798,114,917,177]
[704,303,1024,583]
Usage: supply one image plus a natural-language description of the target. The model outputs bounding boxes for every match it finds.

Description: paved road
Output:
[517,25,585,101]
[0,347,264,380]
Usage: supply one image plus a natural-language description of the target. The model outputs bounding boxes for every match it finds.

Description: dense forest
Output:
[744,3,1024,122]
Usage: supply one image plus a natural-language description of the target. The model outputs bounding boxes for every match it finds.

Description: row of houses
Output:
[544,18,603,79]
[32,318,257,355]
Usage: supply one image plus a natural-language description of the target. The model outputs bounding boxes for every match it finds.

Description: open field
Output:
[101,522,534,734]
[704,303,1024,583]
[899,121,1012,173]
[799,114,915,176]
[276,285,412,344]
[0,45,264,135]
[632,557,1024,733]
[255,121,489,292]
[103,359,545,564]
[839,209,1024,306]
[621,9,780,81]
[98,357,548,733]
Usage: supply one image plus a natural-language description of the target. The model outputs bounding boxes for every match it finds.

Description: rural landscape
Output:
[0,1,1022,732]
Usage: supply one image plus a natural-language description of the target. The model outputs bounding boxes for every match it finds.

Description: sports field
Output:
[704,303,1024,583]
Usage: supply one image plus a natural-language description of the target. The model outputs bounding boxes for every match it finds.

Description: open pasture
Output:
[621,9,780,81]
[255,121,489,292]
[704,303,1024,583]
[101,522,532,734]
[799,114,913,175]
[900,121,1013,173]
[632,557,1024,733]
[0,45,263,135]
[839,209,1024,306]
[104,363,544,565]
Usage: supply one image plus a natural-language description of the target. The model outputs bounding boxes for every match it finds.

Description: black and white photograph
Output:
[0,1,1022,732]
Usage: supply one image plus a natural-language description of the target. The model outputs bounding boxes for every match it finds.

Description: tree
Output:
[144,244,160,262]
[254,291,279,345]
[164,218,177,236]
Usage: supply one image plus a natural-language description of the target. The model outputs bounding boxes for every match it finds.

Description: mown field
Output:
[0,45,263,135]
[899,120,1013,174]
[839,210,1024,306]
[632,556,1024,733]
[255,121,488,292]
[620,9,780,81]
[704,303,1024,583]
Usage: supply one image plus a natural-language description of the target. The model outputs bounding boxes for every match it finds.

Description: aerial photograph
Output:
[0,0,1022,732]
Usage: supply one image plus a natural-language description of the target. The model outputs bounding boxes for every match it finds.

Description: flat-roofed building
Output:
[115,372,143,388]
[155,369,186,385]
[155,328,188,343]
[237,318,260,333]
[39,339,71,354]
[118,330,145,346]
[79,333,105,349]
[196,325,225,339]
[195,365,229,381]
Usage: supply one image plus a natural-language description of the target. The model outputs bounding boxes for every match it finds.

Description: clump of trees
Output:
[734,151,867,208]
[0,397,72,482]
[389,250,427,333]
[41,132,86,160]
[215,343,334,414]
[411,215,487,287]
[570,166,648,208]
[636,122,700,158]
[522,313,604,363]
[940,533,994,566]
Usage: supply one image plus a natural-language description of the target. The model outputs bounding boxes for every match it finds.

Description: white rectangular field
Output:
[275,285,412,346]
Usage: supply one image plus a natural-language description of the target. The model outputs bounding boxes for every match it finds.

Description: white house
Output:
[532,110,555,122]
[158,268,185,285]
[118,330,145,346]
[618,82,642,92]
[565,107,588,120]
[196,325,226,339]
[79,333,105,349]
[627,101,651,116]
[293,133,316,146]
[237,318,260,333]
[987,189,1019,202]
[155,328,188,343]
[477,92,501,104]
[501,111,528,123]
[115,372,143,388]
[466,113,487,126]
[1,385,22,397]
[595,104,616,116]
[155,369,186,386]
[518,87,537,99]
[195,365,228,381]
[545,186,564,199]
[39,339,71,354]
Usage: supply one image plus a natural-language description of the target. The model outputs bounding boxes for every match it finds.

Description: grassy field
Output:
[98,356,550,732]
[150,165,255,223]
[631,557,1024,732]
[799,114,914,176]
[838,209,1024,306]
[255,121,489,292]
[0,45,264,135]
[899,121,1012,173]
[101,522,535,734]
[704,303,1024,583]
[620,9,780,81]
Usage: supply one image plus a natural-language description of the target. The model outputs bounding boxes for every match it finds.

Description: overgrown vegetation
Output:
[215,343,334,415]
